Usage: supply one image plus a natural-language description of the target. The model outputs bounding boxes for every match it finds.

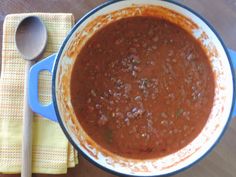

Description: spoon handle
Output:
[21,60,34,177]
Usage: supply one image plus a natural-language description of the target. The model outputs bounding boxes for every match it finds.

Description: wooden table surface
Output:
[0,0,236,177]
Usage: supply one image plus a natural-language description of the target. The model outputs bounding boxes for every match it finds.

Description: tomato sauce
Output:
[70,16,215,159]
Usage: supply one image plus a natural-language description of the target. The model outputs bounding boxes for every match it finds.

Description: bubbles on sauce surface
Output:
[71,16,215,159]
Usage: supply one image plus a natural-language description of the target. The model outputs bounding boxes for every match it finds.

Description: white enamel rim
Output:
[52,0,235,176]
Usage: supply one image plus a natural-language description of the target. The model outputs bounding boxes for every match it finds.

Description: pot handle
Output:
[28,53,58,122]
[228,49,236,118]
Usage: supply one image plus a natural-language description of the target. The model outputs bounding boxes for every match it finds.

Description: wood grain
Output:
[0,0,236,177]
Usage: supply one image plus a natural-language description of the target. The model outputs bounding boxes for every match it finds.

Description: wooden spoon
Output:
[15,16,47,177]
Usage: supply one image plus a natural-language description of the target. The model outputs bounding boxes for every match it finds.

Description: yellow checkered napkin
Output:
[0,13,78,174]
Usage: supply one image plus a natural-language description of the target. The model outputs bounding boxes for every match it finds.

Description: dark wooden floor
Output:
[0,0,236,177]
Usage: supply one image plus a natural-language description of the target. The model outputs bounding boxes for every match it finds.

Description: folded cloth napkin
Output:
[0,13,78,174]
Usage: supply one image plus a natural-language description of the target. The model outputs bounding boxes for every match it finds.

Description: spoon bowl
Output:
[15,16,47,60]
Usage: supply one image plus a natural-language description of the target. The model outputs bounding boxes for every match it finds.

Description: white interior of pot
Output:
[54,0,234,176]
